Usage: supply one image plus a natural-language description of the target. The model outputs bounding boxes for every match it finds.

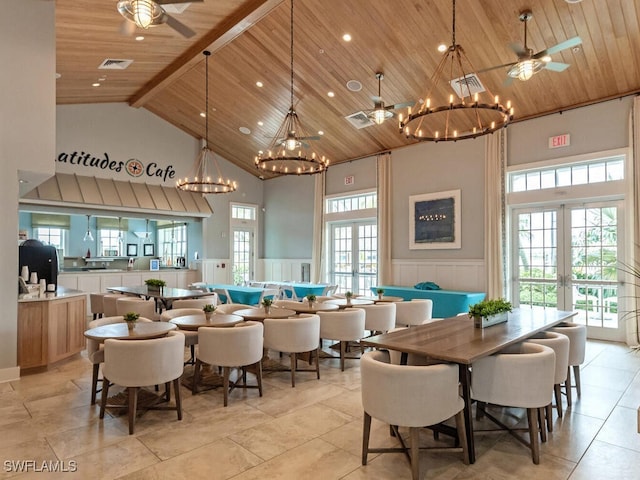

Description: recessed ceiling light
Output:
[200,112,206,118]
[92,83,100,87]
[342,33,352,42]
[318,131,324,135]
[572,46,581,53]
[239,126,251,135]
[257,121,264,126]
[437,43,447,53]
[135,36,145,41]
[327,91,335,98]
[256,81,263,87]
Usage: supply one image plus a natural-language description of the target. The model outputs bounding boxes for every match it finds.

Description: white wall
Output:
[0,0,55,378]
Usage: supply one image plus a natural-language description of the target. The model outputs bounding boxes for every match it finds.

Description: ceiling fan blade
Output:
[386,101,413,110]
[298,135,322,141]
[534,36,582,58]
[476,61,518,74]
[163,13,196,38]
[543,61,570,72]
[509,42,527,57]
[119,19,137,36]
[156,0,203,4]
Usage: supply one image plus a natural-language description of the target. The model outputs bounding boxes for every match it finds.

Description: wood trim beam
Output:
[129,0,284,108]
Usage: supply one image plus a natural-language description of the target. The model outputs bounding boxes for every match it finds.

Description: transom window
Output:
[232,205,256,220]
[326,192,377,213]
[509,155,624,193]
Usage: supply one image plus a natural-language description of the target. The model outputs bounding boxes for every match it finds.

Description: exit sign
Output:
[549,134,571,149]
[344,175,355,186]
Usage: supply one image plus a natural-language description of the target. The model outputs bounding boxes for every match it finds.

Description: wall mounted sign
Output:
[409,189,461,250]
[56,150,176,182]
[548,134,570,149]
[344,175,355,186]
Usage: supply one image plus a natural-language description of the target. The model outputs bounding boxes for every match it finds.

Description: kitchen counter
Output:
[19,286,85,302]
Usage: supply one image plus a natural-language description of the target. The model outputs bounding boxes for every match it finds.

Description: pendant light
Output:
[83,215,94,242]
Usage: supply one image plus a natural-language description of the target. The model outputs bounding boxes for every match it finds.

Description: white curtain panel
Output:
[377,152,392,285]
[626,97,640,346]
[311,171,326,284]
[484,130,506,299]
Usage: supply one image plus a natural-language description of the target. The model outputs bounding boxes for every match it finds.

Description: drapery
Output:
[627,97,640,346]
[484,130,507,299]
[377,152,392,285]
[311,171,326,284]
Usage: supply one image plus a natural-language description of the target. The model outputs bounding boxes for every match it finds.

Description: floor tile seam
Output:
[589,437,640,456]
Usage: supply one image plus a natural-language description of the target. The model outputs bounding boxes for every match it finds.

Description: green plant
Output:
[202,304,216,313]
[145,278,166,288]
[261,298,273,307]
[468,298,512,318]
[376,288,385,295]
[306,294,317,303]
[345,291,353,299]
[123,312,140,322]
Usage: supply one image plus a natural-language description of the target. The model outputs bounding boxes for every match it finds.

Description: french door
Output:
[329,221,377,296]
[231,227,254,285]
[512,201,624,341]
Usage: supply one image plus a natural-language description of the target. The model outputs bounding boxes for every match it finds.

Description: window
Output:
[326,192,377,213]
[99,229,122,256]
[158,223,187,266]
[509,155,624,193]
[232,205,256,220]
[34,227,66,255]
[230,203,258,285]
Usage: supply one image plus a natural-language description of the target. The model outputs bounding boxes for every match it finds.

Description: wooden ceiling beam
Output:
[129,0,283,108]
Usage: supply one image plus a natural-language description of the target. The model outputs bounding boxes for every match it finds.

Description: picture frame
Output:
[126,244,138,257]
[143,244,155,256]
[409,189,461,250]
[149,259,160,271]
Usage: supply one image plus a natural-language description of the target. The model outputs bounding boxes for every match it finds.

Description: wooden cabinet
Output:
[18,294,87,371]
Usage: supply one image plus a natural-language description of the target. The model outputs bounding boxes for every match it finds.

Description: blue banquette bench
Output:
[371,285,486,318]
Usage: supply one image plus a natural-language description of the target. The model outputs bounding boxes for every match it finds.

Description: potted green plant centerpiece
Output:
[468,298,513,328]
[261,297,273,314]
[145,278,166,292]
[203,304,216,320]
[123,312,140,330]
[376,288,385,300]
[306,294,317,307]
[345,291,353,306]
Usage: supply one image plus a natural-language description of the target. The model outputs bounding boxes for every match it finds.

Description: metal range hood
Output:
[19,173,213,219]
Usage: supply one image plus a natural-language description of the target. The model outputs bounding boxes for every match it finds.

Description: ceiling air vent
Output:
[98,59,133,70]
[345,111,375,129]
[450,73,486,99]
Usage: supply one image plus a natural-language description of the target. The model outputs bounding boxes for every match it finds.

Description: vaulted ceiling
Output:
[56,0,640,179]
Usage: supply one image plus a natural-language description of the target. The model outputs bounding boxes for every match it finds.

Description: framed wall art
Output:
[409,189,461,249]
[126,244,138,257]
[143,244,155,256]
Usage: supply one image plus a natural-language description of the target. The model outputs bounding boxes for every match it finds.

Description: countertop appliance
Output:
[19,244,59,286]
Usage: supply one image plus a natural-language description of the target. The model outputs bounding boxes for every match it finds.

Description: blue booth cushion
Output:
[372,285,486,318]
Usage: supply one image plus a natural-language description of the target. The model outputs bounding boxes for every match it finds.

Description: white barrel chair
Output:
[172,295,218,309]
[160,308,205,365]
[318,308,366,371]
[116,297,159,321]
[550,322,587,406]
[394,299,433,327]
[90,292,106,320]
[359,303,396,336]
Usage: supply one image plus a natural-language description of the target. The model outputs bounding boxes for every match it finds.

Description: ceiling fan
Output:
[480,10,582,84]
[359,72,412,125]
[117,0,202,39]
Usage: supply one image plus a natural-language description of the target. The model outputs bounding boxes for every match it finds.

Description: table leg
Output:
[459,363,475,464]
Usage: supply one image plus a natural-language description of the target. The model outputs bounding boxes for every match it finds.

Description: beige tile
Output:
[118,437,263,480]
[0,394,31,427]
[320,417,397,458]
[23,388,90,417]
[565,382,622,420]
[569,440,640,480]
[246,381,347,417]
[230,437,361,480]
[580,363,637,392]
[618,373,640,409]
[0,438,57,480]
[229,403,352,460]
[137,403,271,460]
[595,405,640,453]
[540,410,604,463]
[0,383,13,394]
[588,344,640,373]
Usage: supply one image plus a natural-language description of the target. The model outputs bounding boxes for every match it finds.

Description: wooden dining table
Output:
[84,321,177,341]
[325,298,374,309]
[232,307,297,321]
[359,295,404,303]
[106,285,211,311]
[169,313,243,330]
[361,306,578,464]
[288,302,339,314]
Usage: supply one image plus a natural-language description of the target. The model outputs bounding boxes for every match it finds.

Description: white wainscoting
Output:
[259,259,311,283]
[199,259,231,284]
[391,259,486,293]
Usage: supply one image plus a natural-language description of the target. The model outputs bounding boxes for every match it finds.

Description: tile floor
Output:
[1,338,639,479]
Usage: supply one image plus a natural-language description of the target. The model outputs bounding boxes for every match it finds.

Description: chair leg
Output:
[192,359,202,395]
[409,426,420,480]
[223,366,230,406]
[290,353,296,387]
[173,377,182,421]
[538,407,547,443]
[362,412,372,465]
[164,382,171,402]
[315,347,320,379]
[573,365,581,398]
[340,341,345,371]
[554,383,563,418]
[91,363,100,405]
[99,376,110,419]
[546,403,553,433]
[565,366,573,406]
[256,361,263,397]
[454,410,470,465]
[128,386,139,435]
[527,408,540,464]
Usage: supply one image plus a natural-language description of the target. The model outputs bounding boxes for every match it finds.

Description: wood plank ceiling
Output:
[56,0,640,179]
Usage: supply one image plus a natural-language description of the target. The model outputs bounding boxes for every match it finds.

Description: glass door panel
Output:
[232,228,253,285]
[330,221,377,296]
